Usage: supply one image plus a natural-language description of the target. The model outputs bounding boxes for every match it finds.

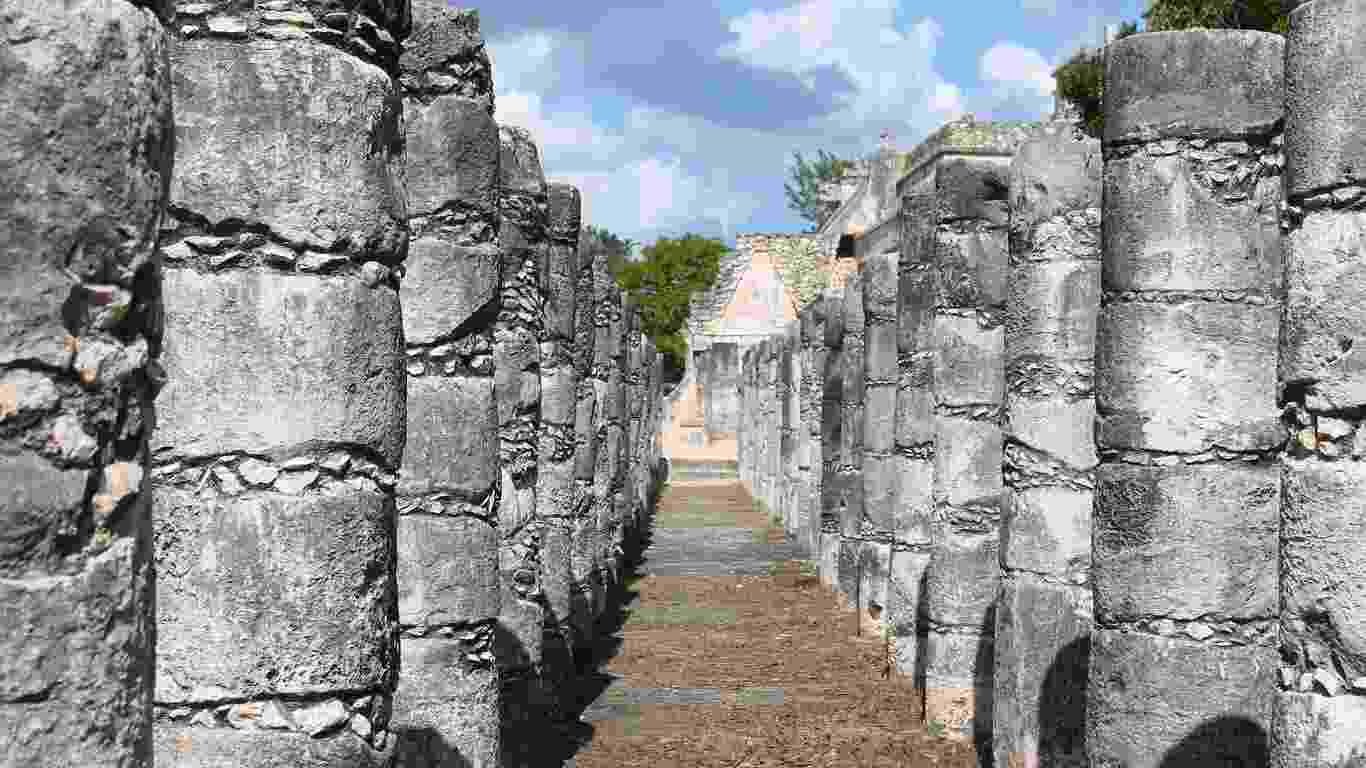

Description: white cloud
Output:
[980,42,1056,97]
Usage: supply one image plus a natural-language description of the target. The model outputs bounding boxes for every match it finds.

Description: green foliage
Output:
[1144,0,1290,33]
[784,149,855,231]
[771,237,830,313]
[581,224,636,277]
[615,234,727,372]
[1053,21,1138,138]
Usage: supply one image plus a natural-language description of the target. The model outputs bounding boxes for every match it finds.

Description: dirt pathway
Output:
[564,480,980,768]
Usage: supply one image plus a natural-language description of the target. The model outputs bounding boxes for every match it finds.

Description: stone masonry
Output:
[994,119,1100,768]
[837,268,866,611]
[1,1,172,765]
[392,3,501,765]
[861,252,899,636]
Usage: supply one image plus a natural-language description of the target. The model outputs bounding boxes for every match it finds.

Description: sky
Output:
[479,0,1149,248]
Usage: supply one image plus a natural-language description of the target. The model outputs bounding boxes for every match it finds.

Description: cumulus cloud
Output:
[980,42,1056,97]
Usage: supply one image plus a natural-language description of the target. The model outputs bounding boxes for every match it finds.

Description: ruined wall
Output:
[1,2,172,765]
[393,3,501,764]
[860,253,899,635]
[836,269,866,608]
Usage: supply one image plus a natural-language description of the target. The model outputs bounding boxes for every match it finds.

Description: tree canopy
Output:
[614,234,727,375]
[1053,21,1138,138]
[784,149,856,232]
[580,224,635,277]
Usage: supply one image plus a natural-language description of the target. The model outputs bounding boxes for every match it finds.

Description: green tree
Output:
[1144,0,1290,33]
[1053,20,1139,138]
[581,224,636,277]
[614,234,726,373]
[784,149,855,232]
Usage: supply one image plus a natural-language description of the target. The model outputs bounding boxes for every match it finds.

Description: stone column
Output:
[890,193,937,680]
[994,121,1100,768]
[537,182,582,724]
[837,269,867,607]
[1278,2,1366,762]
[922,156,1010,750]
[570,222,600,654]
[819,290,846,589]
[780,325,801,537]
[861,252,899,634]
[151,2,411,764]
[589,250,624,609]
[492,125,548,764]
[799,298,830,556]
[1,2,171,765]
[1090,30,1284,766]
[391,4,501,765]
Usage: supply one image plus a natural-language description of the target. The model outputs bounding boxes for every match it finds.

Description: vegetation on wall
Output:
[784,149,856,232]
[1054,0,1290,137]
[613,233,727,376]
[771,237,831,314]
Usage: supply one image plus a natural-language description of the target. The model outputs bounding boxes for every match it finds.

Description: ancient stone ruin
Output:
[8,1,1366,766]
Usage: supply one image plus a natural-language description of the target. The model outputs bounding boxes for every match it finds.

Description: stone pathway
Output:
[562,480,980,768]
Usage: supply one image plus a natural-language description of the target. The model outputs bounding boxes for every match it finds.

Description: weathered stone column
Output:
[589,249,625,608]
[861,252,900,633]
[799,298,830,556]
[890,193,937,679]
[837,269,866,606]
[780,325,801,537]
[819,290,846,589]
[994,121,1100,768]
[570,222,600,653]
[536,182,582,724]
[922,156,1010,749]
[152,2,411,764]
[1090,30,1283,765]
[391,4,501,765]
[492,125,548,765]
[1,2,171,765]
[1278,2,1366,762]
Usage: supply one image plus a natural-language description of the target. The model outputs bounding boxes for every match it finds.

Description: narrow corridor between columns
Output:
[562,472,981,767]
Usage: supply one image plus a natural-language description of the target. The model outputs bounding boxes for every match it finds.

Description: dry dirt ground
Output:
[560,480,981,768]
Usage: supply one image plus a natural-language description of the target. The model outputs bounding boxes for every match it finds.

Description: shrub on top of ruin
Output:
[1053,21,1138,138]
[615,233,727,374]
[784,149,856,232]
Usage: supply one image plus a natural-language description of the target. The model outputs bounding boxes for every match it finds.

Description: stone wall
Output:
[0,4,667,767]
[730,17,1366,764]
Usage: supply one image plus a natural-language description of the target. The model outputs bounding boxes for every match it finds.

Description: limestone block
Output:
[1272,691,1366,768]
[863,251,900,321]
[992,574,1090,768]
[1000,486,1091,578]
[837,538,861,606]
[496,544,543,671]
[1103,30,1285,145]
[393,639,499,767]
[1086,630,1276,767]
[1009,128,1102,238]
[547,183,582,243]
[154,270,405,465]
[1282,457,1366,679]
[836,469,864,539]
[498,125,546,199]
[923,630,994,743]
[1282,210,1366,409]
[493,328,540,427]
[934,315,1005,407]
[544,243,579,341]
[1285,0,1366,197]
[864,322,899,383]
[155,484,397,703]
[933,156,1012,228]
[170,39,406,259]
[1093,463,1278,623]
[925,532,999,628]
[398,376,497,497]
[402,239,500,346]
[1004,395,1097,471]
[1096,301,1282,453]
[153,725,392,768]
[893,456,934,546]
[933,417,1003,509]
[861,454,897,533]
[888,549,931,675]
[1005,260,1100,368]
[895,375,935,448]
[397,514,499,628]
[863,384,897,454]
[540,351,577,427]
[819,532,840,590]
[404,95,499,216]
[400,0,485,82]
[858,540,891,624]
[936,230,1009,311]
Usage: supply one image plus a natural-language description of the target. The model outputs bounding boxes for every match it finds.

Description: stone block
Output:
[498,125,545,198]
[543,243,579,341]
[496,550,543,671]
[926,532,999,628]
[171,38,405,259]
[1282,457,1366,678]
[540,352,576,427]
[1009,127,1102,238]
[1001,486,1091,578]
[402,239,500,345]
[401,0,484,79]
[155,484,397,703]
[992,573,1091,768]
[819,532,840,590]
[1004,395,1097,471]
[397,514,499,629]
[0,452,93,564]
[842,273,865,334]
[858,540,891,623]
[934,315,1005,407]
[404,95,499,216]
[394,641,499,767]
[863,384,897,454]
[936,230,1009,311]
[546,183,582,242]
[1005,260,1100,366]
[895,377,935,448]
[1087,630,1276,767]
[1272,691,1366,768]
[0,0,172,369]
[154,725,391,768]
[154,270,405,466]
[1103,30,1285,145]
[863,251,900,321]
[934,155,1012,228]
[1096,301,1282,453]
[0,538,152,767]
[837,537,861,606]
[1282,210,1366,409]
[1094,462,1278,623]
[399,376,497,497]
[888,549,931,675]
[861,453,898,533]
[1285,0,1366,197]
[933,417,1003,509]
[864,322,899,382]
[893,456,934,546]
[1103,154,1282,293]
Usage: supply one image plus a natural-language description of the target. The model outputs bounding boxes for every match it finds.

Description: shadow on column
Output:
[395,730,477,768]
[1036,635,1089,767]
[975,605,996,768]
[1156,717,1268,768]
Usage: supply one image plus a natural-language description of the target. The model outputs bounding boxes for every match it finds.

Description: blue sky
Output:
[479,0,1149,247]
